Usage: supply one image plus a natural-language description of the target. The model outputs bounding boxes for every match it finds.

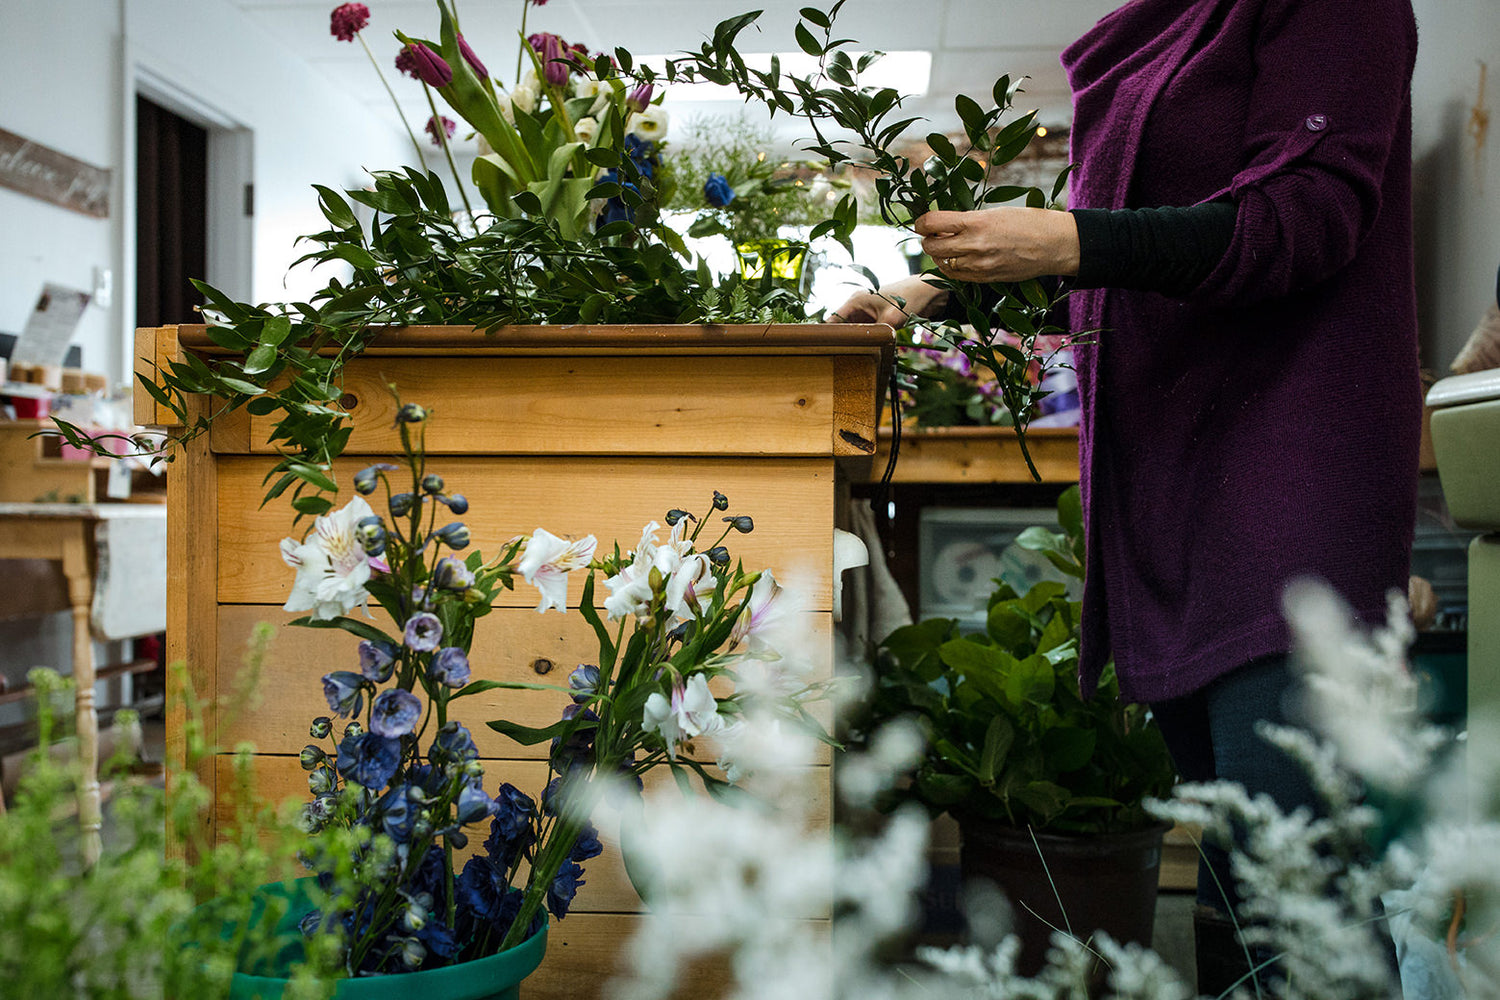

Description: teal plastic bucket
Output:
[226,879,547,1000]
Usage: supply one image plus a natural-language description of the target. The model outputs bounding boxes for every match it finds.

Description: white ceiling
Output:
[233,0,1128,152]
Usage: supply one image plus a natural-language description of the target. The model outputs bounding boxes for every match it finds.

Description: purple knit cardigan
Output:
[1060,0,1422,702]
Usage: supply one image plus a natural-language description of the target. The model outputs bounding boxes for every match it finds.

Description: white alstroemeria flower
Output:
[518,527,597,613]
[511,82,538,115]
[602,561,654,620]
[664,552,717,621]
[572,116,600,145]
[627,105,669,142]
[729,569,787,652]
[642,674,723,760]
[279,496,377,620]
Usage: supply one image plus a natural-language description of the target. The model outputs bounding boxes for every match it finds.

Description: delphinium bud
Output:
[355,516,388,556]
[389,492,416,518]
[421,473,445,494]
[310,716,333,739]
[441,493,468,514]
[396,402,427,424]
[723,515,754,533]
[344,721,364,740]
[712,490,728,511]
[308,767,337,795]
[706,545,730,567]
[435,522,471,550]
[300,745,327,771]
[664,509,692,526]
[431,555,474,592]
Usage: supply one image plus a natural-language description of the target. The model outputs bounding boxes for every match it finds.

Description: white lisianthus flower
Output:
[573,78,613,117]
[517,527,597,613]
[511,82,538,115]
[664,552,717,621]
[572,116,599,145]
[279,496,377,620]
[627,105,669,142]
[642,674,723,760]
[492,98,514,127]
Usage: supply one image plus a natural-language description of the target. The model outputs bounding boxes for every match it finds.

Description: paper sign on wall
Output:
[13,284,91,368]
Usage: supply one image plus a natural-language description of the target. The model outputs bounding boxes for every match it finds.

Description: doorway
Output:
[134,95,208,328]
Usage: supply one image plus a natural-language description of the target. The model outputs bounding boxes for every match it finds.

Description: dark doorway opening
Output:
[135,95,207,328]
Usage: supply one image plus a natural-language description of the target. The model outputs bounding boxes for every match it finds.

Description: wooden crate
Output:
[138,323,891,999]
[0,419,106,503]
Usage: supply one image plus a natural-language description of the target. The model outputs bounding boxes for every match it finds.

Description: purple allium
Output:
[321,670,366,717]
[428,646,471,687]
[457,33,488,79]
[568,663,600,703]
[626,82,654,112]
[430,720,478,765]
[405,42,453,87]
[547,859,585,919]
[404,611,443,651]
[569,822,603,862]
[336,731,401,788]
[530,0,549,6]
[395,45,420,79]
[425,114,457,146]
[431,555,474,592]
[704,172,736,208]
[329,2,369,42]
[370,687,422,738]
[358,638,399,682]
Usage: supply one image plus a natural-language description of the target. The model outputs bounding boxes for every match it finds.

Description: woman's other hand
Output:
[917,208,1081,284]
[830,276,949,326]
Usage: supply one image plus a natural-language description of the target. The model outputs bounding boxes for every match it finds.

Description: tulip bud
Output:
[457,33,488,80]
[405,43,452,88]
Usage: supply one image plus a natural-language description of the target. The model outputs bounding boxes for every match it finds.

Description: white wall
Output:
[0,0,410,391]
[1411,0,1500,370]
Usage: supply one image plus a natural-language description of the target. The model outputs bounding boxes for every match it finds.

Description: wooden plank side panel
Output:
[216,606,834,760]
[245,357,835,457]
[874,427,1080,484]
[222,756,832,919]
[216,456,836,610]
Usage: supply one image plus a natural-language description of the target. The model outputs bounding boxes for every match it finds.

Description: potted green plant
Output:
[854,486,1177,972]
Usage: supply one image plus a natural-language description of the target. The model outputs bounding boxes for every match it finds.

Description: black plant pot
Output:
[957,818,1169,976]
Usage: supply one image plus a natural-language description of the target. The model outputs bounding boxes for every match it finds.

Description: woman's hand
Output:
[917,208,1081,284]
[830,276,949,326]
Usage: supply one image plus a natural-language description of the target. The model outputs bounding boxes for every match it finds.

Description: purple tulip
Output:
[540,34,569,87]
[406,43,453,88]
[626,82,654,112]
[457,34,488,80]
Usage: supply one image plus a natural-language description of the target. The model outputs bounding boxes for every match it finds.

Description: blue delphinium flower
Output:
[430,721,478,765]
[370,688,422,738]
[457,782,496,825]
[336,731,401,789]
[404,612,443,651]
[483,783,535,868]
[431,556,474,592]
[321,671,366,717]
[358,639,398,682]
[704,171,736,208]
[568,664,599,703]
[376,782,419,842]
[428,646,471,687]
[547,859,585,919]
[570,822,603,863]
[456,856,522,931]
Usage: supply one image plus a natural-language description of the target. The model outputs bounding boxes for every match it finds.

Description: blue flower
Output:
[404,612,443,651]
[376,782,419,842]
[358,639,398,682]
[456,856,522,931]
[430,721,478,765]
[568,664,600,703]
[547,859,585,919]
[370,688,422,738]
[457,783,495,825]
[321,671,366,718]
[416,913,460,959]
[336,731,401,789]
[570,823,603,863]
[428,646,471,687]
[623,135,658,179]
[431,556,474,592]
[704,172,736,208]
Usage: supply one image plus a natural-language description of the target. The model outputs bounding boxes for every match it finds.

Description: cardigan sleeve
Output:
[1189,0,1417,308]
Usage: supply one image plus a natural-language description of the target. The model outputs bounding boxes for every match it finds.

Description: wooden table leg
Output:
[62,531,102,866]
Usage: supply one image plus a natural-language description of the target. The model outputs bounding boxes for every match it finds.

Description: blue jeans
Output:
[1148,653,1322,914]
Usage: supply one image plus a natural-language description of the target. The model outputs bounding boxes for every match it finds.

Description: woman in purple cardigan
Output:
[838,0,1420,989]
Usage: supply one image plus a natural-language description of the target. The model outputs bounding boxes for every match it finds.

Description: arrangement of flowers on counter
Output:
[283,402,825,975]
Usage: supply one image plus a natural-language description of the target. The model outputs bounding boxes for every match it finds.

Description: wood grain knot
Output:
[838,429,876,453]
[531,657,554,675]
[339,393,359,410]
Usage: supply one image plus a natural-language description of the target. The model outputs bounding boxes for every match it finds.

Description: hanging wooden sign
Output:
[0,128,111,219]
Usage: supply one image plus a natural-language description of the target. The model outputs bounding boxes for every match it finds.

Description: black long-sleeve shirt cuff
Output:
[1070,200,1236,295]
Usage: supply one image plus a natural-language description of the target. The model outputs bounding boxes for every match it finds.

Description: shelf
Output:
[870,426,1079,484]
